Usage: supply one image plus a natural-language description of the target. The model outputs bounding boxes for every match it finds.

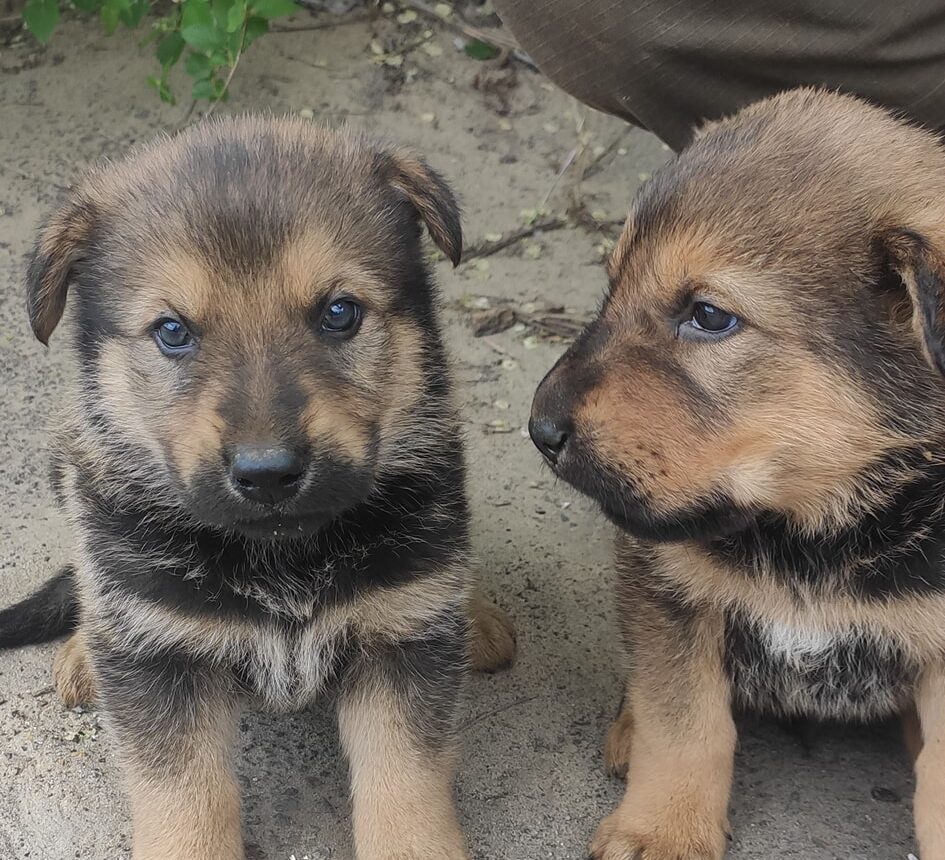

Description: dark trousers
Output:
[493,0,945,150]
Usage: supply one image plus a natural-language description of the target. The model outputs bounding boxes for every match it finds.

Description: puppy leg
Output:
[467,587,516,672]
[338,607,470,860]
[902,702,923,764]
[914,667,945,859]
[603,694,634,778]
[53,627,96,707]
[92,643,243,860]
[590,588,735,860]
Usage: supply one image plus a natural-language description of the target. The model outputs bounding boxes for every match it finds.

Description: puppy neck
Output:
[704,448,945,601]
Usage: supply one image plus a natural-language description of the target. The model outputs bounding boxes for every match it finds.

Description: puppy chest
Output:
[233,622,351,711]
[724,616,918,721]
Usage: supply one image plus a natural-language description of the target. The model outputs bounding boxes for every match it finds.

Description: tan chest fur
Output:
[77,563,467,711]
[652,541,945,661]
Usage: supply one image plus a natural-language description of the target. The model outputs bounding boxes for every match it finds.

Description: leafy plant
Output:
[463,38,498,61]
[22,0,300,105]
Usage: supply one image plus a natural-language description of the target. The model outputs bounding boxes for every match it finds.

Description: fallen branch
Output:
[463,215,568,260]
[525,310,588,339]
[270,10,373,32]
[403,0,537,69]
[538,113,586,211]
[456,296,592,343]
[460,695,539,730]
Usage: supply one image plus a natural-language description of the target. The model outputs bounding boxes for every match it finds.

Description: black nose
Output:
[529,417,570,463]
[230,446,305,505]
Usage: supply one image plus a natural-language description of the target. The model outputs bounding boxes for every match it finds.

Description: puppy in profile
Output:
[531,88,945,859]
[0,117,515,860]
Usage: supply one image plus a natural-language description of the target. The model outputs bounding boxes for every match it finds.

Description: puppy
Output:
[530,88,945,859]
[0,117,515,860]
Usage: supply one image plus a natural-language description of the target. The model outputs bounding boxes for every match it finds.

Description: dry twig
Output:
[464,216,568,260]
[402,0,536,68]
[270,10,373,32]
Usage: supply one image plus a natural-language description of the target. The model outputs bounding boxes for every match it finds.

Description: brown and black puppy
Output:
[530,88,945,859]
[0,117,515,860]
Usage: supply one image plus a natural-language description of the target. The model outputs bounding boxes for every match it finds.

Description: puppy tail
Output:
[0,565,79,649]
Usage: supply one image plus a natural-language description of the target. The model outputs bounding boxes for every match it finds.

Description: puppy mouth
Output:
[547,444,753,543]
[186,464,376,541]
[229,513,331,541]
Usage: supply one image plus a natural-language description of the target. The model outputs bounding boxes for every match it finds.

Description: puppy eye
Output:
[153,318,195,356]
[679,302,741,339]
[320,299,362,337]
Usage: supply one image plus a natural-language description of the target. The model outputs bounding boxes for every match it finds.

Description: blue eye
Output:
[320,299,362,336]
[154,318,194,356]
[681,302,740,339]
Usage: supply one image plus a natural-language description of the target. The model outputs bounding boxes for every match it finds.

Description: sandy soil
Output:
[0,6,919,858]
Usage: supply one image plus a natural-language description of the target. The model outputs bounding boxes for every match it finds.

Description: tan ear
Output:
[882,229,945,376]
[26,194,97,345]
[386,151,462,267]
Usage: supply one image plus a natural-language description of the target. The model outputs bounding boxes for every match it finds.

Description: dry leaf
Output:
[485,419,514,434]
[471,307,516,336]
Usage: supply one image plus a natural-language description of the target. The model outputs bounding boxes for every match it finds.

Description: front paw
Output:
[53,631,96,708]
[590,806,727,860]
[604,707,634,779]
[467,591,516,673]
[358,837,470,860]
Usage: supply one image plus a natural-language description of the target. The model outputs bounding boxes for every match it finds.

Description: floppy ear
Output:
[26,194,97,346]
[386,151,463,267]
[881,229,945,376]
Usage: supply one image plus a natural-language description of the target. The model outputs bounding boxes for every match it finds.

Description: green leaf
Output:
[225,0,245,32]
[191,77,218,100]
[99,0,127,34]
[226,25,244,54]
[147,74,176,104]
[463,38,500,60]
[184,50,212,78]
[119,0,148,27]
[210,0,235,31]
[71,0,99,13]
[243,14,267,46]
[156,30,185,67]
[249,0,297,19]
[181,23,223,50]
[180,0,224,50]
[23,0,59,43]
[181,0,212,29]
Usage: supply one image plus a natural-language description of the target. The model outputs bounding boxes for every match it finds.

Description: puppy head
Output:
[28,117,462,539]
[531,88,945,541]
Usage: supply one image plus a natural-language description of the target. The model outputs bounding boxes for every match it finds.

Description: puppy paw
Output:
[467,591,516,673]
[589,807,727,860]
[53,631,96,708]
[604,707,634,778]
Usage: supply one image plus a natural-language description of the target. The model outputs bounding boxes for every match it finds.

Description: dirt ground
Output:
[0,5,921,859]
